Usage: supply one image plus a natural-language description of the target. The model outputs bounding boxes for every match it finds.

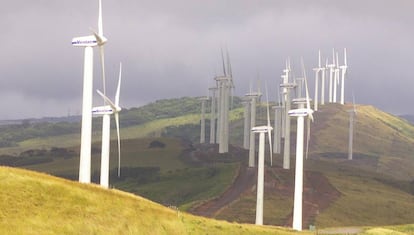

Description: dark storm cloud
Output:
[0,0,413,119]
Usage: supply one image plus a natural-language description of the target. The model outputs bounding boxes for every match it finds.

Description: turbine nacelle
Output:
[288,108,314,117]
[92,105,114,115]
[72,35,98,47]
[252,125,273,133]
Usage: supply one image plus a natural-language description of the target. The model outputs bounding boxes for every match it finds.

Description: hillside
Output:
[310,103,414,180]
[1,98,414,230]
[0,166,305,235]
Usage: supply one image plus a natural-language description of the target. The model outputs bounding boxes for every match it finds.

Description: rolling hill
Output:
[0,166,305,235]
[1,97,414,232]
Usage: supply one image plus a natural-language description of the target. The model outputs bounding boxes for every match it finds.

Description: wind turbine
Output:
[242,97,251,149]
[92,63,122,188]
[199,95,210,144]
[340,48,348,105]
[327,49,336,103]
[348,95,357,160]
[209,86,218,144]
[214,48,234,153]
[246,84,261,167]
[288,61,314,231]
[333,52,340,103]
[252,82,273,226]
[313,50,322,111]
[280,59,296,170]
[72,0,107,183]
[320,59,327,105]
[272,86,283,154]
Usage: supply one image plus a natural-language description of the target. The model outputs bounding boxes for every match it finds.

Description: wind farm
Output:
[2,1,414,234]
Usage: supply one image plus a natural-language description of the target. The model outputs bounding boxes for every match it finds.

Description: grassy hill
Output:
[0,166,305,235]
[310,103,414,180]
[1,98,414,231]
[2,166,414,234]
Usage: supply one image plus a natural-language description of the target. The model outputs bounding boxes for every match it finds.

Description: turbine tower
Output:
[340,48,348,105]
[313,50,322,111]
[246,87,261,167]
[92,63,122,188]
[252,83,273,226]
[333,52,340,103]
[272,87,283,154]
[242,97,251,149]
[327,49,336,103]
[199,96,209,144]
[72,0,108,183]
[320,59,327,105]
[289,62,314,231]
[209,87,218,144]
[214,49,233,153]
[280,60,296,170]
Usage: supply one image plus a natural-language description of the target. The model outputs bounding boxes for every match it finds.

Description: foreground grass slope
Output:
[0,166,305,235]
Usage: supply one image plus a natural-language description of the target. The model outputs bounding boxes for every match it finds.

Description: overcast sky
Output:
[0,0,413,120]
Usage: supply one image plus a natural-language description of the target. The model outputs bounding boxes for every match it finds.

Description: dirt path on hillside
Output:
[190,165,256,217]
[191,162,341,229]
[282,170,341,227]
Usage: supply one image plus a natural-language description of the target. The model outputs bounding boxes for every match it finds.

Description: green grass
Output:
[120,163,240,210]
[0,166,310,235]
[315,171,414,227]
[312,103,414,180]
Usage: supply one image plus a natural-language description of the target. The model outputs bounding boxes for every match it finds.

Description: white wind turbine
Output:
[209,86,218,144]
[320,59,327,105]
[333,52,340,103]
[246,83,261,167]
[313,50,322,111]
[281,59,296,170]
[252,83,273,226]
[327,49,336,103]
[92,63,122,188]
[272,86,283,154]
[340,48,348,105]
[242,97,251,150]
[199,95,209,144]
[289,61,314,231]
[72,0,107,183]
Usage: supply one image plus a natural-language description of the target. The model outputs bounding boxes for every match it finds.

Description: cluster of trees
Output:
[0,122,80,147]
[0,147,76,167]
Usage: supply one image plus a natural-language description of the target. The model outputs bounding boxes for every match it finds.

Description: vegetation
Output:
[0,166,308,235]
[2,99,414,232]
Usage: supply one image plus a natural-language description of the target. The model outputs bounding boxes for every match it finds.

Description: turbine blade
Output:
[97,89,116,110]
[265,81,273,166]
[344,48,347,66]
[301,58,311,111]
[226,48,232,78]
[220,48,226,76]
[98,0,103,36]
[115,62,122,106]
[265,81,271,127]
[306,117,311,160]
[115,112,121,177]
[99,46,106,96]
[336,52,339,67]
[318,49,321,67]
